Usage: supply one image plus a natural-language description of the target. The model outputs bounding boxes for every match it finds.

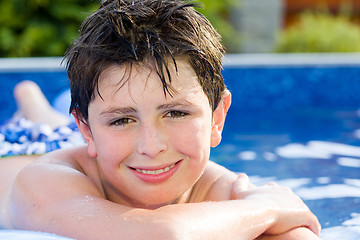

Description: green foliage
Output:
[0,0,99,57]
[275,10,360,53]
[195,0,241,53]
[0,0,241,57]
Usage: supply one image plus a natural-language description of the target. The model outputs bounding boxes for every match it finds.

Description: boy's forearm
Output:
[9,161,318,240]
[166,201,320,240]
[10,200,267,240]
[10,176,270,240]
[10,192,273,240]
[255,227,321,240]
[159,200,276,240]
[11,190,311,240]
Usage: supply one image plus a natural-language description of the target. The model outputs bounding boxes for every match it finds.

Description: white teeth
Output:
[135,163,176,175]
[156,169,164,174]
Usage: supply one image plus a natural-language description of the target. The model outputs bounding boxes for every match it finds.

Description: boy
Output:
[0,0,320,239]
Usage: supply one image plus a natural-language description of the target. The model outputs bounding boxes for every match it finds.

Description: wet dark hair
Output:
[65,0,225,121]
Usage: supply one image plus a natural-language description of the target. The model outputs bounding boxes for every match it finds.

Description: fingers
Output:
[231,173,250,199]
[266,182,277,186]
[241,182,321,236]
[305,213,322,236]
[230,176,321,236]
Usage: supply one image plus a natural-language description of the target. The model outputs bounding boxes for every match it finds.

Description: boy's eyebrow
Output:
[157,99,194,110]
[100,100,195,115]
[100,107,136,116]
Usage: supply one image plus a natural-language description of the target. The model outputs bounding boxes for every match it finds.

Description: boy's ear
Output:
[72,112,98,158]
[211,90,232,147]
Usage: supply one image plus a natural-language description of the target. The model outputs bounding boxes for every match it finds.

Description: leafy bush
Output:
[0,0,240,57]
[196,0,242,53]
[0,0,99,57]
[275,10,360,53]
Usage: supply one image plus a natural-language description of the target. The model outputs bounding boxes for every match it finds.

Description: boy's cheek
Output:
[171,127,211,160]
[94,134,135,162]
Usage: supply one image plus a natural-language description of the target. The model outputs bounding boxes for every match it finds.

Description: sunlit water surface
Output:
[212,108,360,239]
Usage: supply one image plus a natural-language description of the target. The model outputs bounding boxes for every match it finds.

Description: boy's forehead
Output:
[97,59,201,95]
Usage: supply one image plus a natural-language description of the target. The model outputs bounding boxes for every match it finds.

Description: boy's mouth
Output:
[134,163,176,175]
[129,160,182,183]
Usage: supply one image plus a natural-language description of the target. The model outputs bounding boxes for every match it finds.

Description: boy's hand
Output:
[230,173,254,199]
[231,173,321,237]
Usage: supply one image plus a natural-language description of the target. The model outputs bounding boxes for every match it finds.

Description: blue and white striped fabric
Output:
[0,117,84,157]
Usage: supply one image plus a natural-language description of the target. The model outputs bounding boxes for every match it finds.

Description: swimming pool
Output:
[1,54,360,239]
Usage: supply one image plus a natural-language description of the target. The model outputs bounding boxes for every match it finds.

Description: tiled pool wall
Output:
[222,54,360,139]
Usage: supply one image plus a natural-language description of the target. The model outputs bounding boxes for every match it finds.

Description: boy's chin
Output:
[140,202,171,210]
[131,194,184,210]
[132,199,175,210]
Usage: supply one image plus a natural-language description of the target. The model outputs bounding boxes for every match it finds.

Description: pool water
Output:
[212,58,360,239]
[212,109,360,239]
[1,55,360,239]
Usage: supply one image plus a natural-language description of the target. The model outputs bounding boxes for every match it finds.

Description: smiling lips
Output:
[130,161,181,183]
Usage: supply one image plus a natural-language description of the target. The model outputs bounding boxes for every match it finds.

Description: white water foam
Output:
[276,143,331,159]
[275,141,360,168]
[237,151,257,161]
[337,157,360,168]
[321,226,360,240]
[295,184,360,200]
[321,213,360,240]
[249,176,360,200]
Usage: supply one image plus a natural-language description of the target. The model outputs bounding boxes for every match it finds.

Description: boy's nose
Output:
[136,124,168,158]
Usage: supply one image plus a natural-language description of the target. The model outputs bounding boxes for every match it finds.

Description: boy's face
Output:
[77,59,225,209]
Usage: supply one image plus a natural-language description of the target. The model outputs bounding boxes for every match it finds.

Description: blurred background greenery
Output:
[0,0,241,57]
[0,0,360,57]
[275,2,360,53]
[195,0,242,53]
[0,0,99,57]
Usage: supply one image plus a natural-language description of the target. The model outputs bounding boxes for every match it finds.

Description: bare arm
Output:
[205,169,321,239]
[9,162,178,239]
[256,227,321,240]
[8,160,320,240]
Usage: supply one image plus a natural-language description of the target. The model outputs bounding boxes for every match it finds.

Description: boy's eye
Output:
[165,110,188,119]
[110,118,134,126]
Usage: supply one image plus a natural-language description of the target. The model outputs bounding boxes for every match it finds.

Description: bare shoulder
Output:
[30,146,102,182]
[35,145,89,168]
[14,146,103,195]
[8,146,105,229]
[189,161,237,202]
[0,155,39,228]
